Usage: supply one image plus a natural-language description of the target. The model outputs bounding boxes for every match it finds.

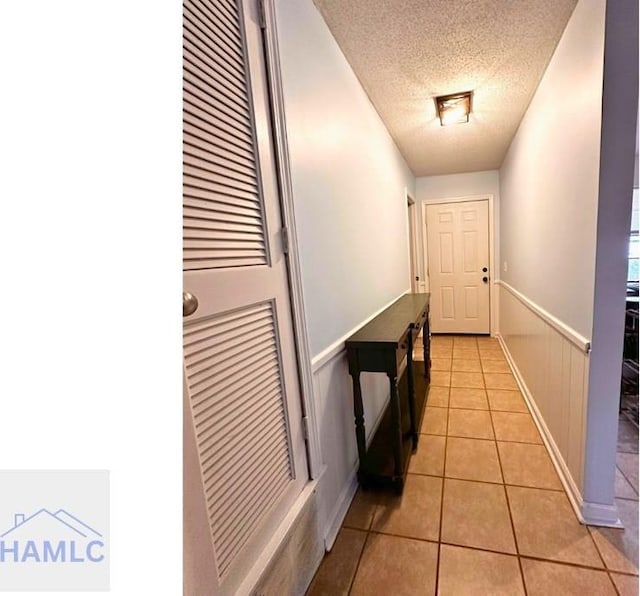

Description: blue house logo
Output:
[0,509,105,564]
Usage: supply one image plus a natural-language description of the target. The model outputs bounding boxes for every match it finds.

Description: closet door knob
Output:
[183,292,199,317]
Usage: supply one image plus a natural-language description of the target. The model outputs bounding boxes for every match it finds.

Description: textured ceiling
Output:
[314,0,578,176]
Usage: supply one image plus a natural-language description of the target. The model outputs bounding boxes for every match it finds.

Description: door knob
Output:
[482,267,488,272]
[482,277,488,283]
[183,291,199,317]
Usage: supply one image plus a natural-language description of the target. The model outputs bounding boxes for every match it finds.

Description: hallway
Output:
[306,336,638,595]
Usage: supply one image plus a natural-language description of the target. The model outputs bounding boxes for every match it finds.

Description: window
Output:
[629,233,639,282]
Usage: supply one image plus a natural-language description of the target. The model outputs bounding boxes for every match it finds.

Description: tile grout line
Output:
[505,472,615,571]
[406,469,566,493]
[443,338,490,584]
[346,527,371,596]
[432,339,455,594]
[453,336,519,594]
[607,570,623,596]
[434,398,450,595]
[616,464,639,498]
[420,427,544,446]
[585,519,614,572]
[484,352,529,596]
[604,568,640,578]
[517,553,639,576]
[346,471,382,594]
[362,526,637,576]
[581,455,614,573]
[425,398,532,413]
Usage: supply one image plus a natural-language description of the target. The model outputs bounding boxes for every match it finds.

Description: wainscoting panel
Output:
[311,344,391,549]
[498,282,590,517]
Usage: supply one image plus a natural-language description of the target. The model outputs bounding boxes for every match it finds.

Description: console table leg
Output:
[407,332,418,450]
[388,374,403,479]
[423,321,431,381]
[350,371,367,475]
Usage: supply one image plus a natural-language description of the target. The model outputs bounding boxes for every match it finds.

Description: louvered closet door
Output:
[182,1,308,594]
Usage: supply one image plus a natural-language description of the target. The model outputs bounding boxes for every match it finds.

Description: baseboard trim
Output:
[581,500,623,528]
[496,333,587,524]
[324,467,358,551]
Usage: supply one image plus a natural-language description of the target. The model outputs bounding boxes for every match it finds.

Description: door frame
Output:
[183,1,318,592]
[421,194,497,336]
[260,0,322,479]
[406,192,419,293]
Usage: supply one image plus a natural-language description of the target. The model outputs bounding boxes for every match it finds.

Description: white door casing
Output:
[425,200,490,333]
[182,1,308,594]
[407,197,418,293]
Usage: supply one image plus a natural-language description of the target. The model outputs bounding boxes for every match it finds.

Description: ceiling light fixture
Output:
[435,91,472,126]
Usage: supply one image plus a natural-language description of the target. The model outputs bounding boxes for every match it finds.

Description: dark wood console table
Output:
[345,293,430,493]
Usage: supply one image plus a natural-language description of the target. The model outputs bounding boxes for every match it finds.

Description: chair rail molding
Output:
[311,291,406,372]
[497,280,591,353]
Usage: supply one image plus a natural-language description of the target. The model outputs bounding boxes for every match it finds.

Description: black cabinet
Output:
[345,293,431,493]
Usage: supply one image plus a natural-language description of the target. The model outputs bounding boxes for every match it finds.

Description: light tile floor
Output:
[307,335,639,596]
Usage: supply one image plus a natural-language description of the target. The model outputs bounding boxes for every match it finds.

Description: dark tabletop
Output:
[345,293,430,348]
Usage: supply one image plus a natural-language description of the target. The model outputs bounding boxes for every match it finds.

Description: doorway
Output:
[423,197,493,334]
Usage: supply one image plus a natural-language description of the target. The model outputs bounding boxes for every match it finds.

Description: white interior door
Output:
[182,1,308,594]
[426,200,490,333]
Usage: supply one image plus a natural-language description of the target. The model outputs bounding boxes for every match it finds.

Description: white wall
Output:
[274,0,415,359]
[416,170,500,201]
[273,0,416,553]
[632,122,639,230]
[498,0,638,524]
[499,0,604,340]
[415,170,500,287]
